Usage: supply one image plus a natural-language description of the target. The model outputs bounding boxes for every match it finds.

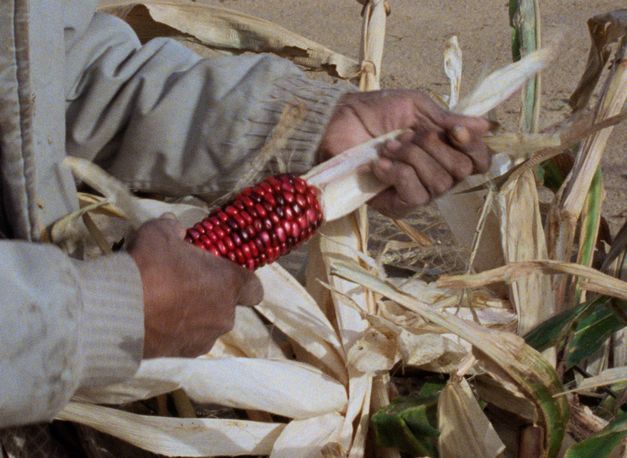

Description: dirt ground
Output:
[206,0,625,236]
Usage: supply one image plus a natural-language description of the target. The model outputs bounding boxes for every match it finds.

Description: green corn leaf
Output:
[524,296,610,352]
[565,299,627,370]
[371,393,440,457]
[564,411,627,458]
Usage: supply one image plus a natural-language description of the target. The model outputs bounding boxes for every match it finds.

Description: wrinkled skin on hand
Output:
[318,90,492,218]
[128,214,263,358]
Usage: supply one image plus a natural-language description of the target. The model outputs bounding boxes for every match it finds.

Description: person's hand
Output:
[318,90,492,218]
[128,214,263,358]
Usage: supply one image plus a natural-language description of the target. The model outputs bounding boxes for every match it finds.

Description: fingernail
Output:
[384,139,402,152]
[377,157,393,171]
[160,212,178,221]
[451,125,471,145]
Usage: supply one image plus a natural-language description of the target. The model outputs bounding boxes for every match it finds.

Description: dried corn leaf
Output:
[570,10,627,110]
[57,402,283,457]
[358,0,387,90]
[497,173,555,335]
[332,262,568,457]
[437,260,627,301]
[549,42,626,293]
[438,378,505,458]
[474,375,537,421]
[77,357,346,419]
[270,413,344,458]
[559,367,627,395]
[256,264,346,382]
[99,0,359,78]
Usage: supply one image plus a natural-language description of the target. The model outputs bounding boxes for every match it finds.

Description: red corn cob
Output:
[185,174,323,270]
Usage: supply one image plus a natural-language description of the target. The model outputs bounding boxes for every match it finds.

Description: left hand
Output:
[318,90,492,218]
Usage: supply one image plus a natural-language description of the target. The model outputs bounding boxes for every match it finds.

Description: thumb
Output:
[236,271,264,306]
[159,212,186,240]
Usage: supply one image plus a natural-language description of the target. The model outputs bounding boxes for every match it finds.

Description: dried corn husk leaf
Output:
[332,262,568,457]
[77,192,126,218]
[456,45,557,116]
[318,216,374,452]
[77,357,346,419]
[347,314,401,374]
[444,36,462,110]
[400,332,467,368]
[99,0,359,78]
[270,413,344,458]
[45,200,109,251]
[57,402,283,457]
[437,260,627,300]
[65,157,208,228]
[558,367,627,395]
[484,132,561,159]
[65,157,152,227]
[217,307,286,359]
[347,375,373,458]
[438,378,506,458]
[256,264,347,383]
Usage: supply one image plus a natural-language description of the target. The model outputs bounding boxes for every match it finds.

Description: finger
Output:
[160,212,178,221]
[413,127,473,180]
[447,125,491,173]
[235,270,264,306]
[369,188,426,219]
[371,157,430,208]
[410,92,492,133]
[381,143,455,197]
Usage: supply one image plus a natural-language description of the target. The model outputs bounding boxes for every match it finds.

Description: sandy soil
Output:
[207,0,625,233]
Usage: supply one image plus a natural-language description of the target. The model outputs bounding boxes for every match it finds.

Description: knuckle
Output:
[219,307,236,332]
[453,156,473,179]
[432,173,453,196]
[398,165,415,182]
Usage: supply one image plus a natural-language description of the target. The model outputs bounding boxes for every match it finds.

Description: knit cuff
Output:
[71,253,144,388]
[245,73,357,177]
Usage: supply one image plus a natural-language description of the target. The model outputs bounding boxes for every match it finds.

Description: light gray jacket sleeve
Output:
[0,242,143,428]
[64,11,352,199]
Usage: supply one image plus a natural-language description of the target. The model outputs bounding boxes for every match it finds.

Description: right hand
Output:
[127,214,263,358]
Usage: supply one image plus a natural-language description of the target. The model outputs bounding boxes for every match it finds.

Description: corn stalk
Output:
[548,38,627,309]
[500,0,555,337]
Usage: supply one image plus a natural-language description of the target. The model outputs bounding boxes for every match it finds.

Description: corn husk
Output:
[438,378,506,458]
[76,357,347,419]
[270,413,344,458]
[331,261,569,458]
[57,402,284,457]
